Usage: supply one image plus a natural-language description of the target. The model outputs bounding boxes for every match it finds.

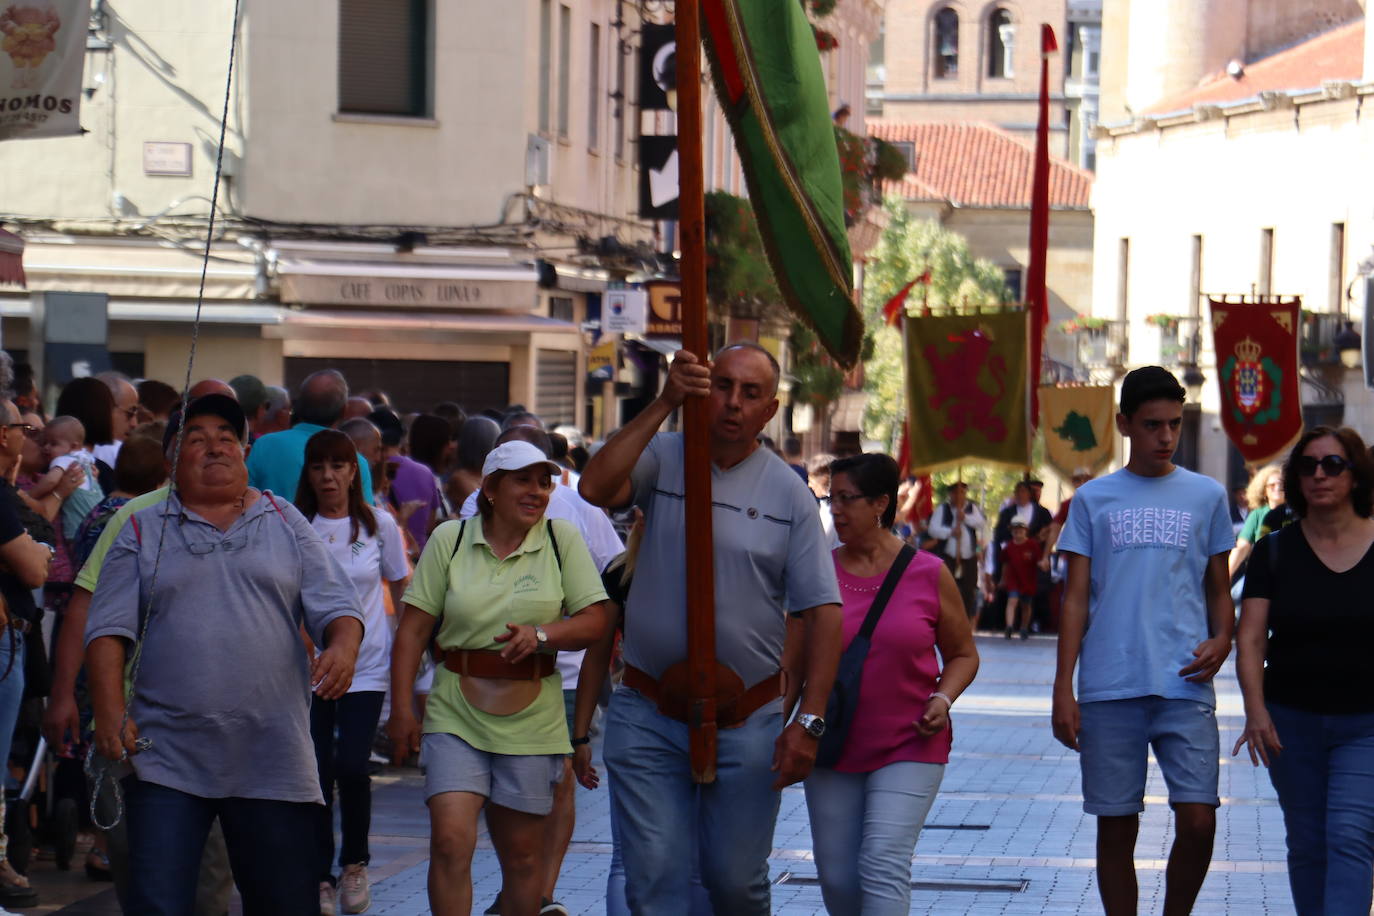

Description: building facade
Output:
[0,0,652,423]
[867,0,1102,167]
[1091,8,1373,484]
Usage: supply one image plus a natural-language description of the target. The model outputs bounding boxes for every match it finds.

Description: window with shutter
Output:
[338,0,430,117]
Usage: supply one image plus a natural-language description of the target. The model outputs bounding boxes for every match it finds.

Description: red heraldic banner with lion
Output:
[903,311,1031,474]
[1208,296,1302,465]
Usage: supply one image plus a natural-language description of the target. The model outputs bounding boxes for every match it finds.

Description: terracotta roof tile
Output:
[1146,20,1363,115]
[867,121,1093,209]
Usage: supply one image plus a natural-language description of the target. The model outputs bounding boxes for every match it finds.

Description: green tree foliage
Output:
[705,190,781,316]
[860,197,1010,452]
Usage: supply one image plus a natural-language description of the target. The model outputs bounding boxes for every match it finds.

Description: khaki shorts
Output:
[420,732,563,815]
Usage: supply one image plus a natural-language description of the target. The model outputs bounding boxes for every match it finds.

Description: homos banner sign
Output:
[903,311,1030,474]
[0,0,88,141]
[1208,296,1302,466]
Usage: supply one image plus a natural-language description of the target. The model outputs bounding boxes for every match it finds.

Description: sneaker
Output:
[541,899,570,915]
[339,864,371,914]
[319,880,337,916]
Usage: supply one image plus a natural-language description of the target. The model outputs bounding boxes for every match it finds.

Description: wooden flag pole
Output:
[675,0,719,784]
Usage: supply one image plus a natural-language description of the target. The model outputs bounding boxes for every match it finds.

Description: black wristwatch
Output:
[570,736,590,747]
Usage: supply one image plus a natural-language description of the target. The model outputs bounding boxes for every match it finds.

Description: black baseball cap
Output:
[163,394,248,451]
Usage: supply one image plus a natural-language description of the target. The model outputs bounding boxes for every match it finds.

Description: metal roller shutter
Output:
[536,349,576,427]
[338,0,428,116]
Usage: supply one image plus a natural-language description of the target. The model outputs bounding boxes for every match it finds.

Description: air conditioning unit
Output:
[525,134,551,189]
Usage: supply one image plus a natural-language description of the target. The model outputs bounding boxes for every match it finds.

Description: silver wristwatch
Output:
[534,625,548,646]
[796,713,826,738]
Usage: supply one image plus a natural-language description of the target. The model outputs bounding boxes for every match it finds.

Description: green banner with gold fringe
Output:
[903,311,1030,474]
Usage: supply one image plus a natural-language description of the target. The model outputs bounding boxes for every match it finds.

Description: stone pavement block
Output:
[266,635,1296,916]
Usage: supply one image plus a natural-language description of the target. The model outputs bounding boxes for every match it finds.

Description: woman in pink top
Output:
[804,453,979,915]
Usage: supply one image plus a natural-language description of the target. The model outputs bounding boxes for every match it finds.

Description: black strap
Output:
[857,544,917,640]
[448,518,468,565]
[547,518,562,571]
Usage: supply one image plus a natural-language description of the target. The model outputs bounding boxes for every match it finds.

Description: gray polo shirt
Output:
[85,490,364,803]
[623,433,840,686]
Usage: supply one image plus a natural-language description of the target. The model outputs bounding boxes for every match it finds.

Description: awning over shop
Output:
[0,230,25,289]
[0,297,285,325]
[273,241,541,311]
[274,309,578,334]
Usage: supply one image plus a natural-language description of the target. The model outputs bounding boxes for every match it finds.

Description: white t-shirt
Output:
[311,509,410,693]
[51,450,102,493]
[458,482,624,688]
[92,441,122,469]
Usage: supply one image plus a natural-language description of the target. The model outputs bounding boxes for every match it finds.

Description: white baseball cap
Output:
[480,440,562,481]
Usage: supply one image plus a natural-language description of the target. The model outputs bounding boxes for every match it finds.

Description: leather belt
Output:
[443,649,555,680]
[624,664,784,729]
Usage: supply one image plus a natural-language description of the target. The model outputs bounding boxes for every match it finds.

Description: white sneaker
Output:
[319,880,337,916]
[339,863,371,914]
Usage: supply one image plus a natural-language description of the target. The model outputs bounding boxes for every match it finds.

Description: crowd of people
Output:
[0,348,1356,916]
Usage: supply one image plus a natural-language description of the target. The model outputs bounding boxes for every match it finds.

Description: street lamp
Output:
[1182,364,1205,403]
[1335,320,1362,369]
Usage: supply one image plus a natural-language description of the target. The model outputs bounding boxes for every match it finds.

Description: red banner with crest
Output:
[1208,296,1302,466]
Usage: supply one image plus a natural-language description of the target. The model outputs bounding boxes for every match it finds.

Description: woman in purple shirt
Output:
[804,453,979,915]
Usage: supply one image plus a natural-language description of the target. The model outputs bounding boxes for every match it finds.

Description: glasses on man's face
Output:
[4,423,36,437]
[1296,455,1351,478]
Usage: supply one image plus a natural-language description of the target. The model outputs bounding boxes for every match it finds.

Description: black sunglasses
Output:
[1296,454,1351,477]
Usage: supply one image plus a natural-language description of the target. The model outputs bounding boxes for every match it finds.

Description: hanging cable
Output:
[85,0,242,830]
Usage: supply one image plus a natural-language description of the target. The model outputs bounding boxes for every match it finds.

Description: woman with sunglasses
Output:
[1234,425,1374,915]
[296,430,411,916]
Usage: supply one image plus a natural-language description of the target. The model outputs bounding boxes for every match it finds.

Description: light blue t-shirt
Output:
[246,422,374,504]
[1057,466,1235,706]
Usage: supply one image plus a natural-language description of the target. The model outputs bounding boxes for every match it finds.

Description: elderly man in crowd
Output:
[580,343,842,915]
[86,393,364,913]
[247,370,374,502]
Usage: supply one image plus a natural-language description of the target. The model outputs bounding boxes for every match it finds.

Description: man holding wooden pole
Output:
[579,343,841,914]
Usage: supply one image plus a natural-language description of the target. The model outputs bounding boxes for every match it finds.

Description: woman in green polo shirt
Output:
[388,440,610,916]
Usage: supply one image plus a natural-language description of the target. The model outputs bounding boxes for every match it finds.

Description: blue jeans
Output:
[123,778,317,915]
[604,774,712,916]
[0,635,23,865]
[804,761,945,915]
[603,686,781,916]
[1267,702,1374,916]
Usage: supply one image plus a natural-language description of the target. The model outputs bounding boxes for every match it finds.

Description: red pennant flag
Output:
[882,270,932,326]
[1026,24,1057,431]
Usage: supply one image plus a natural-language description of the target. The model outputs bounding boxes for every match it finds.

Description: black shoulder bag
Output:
[815,544,917,768]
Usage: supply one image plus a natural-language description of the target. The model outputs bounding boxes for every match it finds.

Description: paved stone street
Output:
[46,633,1291,914]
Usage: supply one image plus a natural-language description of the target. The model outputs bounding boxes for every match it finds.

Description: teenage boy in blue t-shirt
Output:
[1053,366,1236,916]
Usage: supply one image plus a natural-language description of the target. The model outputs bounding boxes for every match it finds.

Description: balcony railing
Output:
[1074,320,1129,370]
[1301,311,1345,367]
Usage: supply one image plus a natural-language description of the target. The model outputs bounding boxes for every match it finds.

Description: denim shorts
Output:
[1078,696,1220,815]
[420,732,564,814]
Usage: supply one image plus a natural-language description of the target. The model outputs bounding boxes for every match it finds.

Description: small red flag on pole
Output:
[1026,24,1057,430]
[882,270,932,327]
